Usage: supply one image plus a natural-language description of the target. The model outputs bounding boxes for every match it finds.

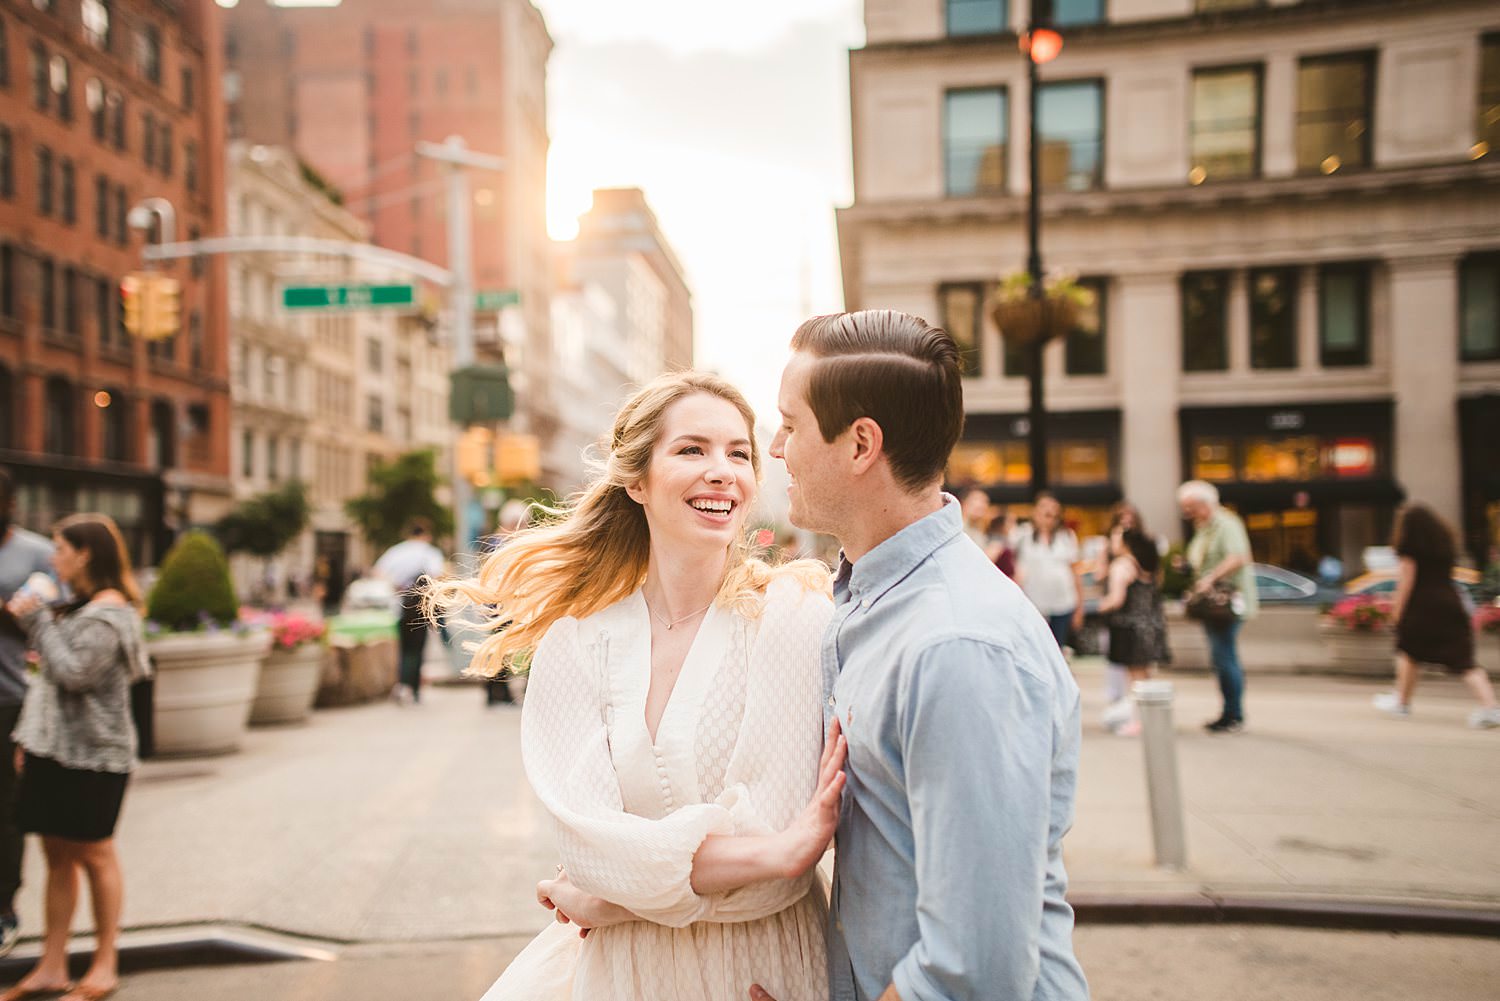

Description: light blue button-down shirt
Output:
[824,498,1089,1001]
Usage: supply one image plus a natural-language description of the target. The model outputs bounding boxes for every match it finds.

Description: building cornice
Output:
[854,0,1488,62]
[837,159,1500,227]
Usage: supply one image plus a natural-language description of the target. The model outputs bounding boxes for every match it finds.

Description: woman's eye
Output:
[731,450,750,461]
[680,445,703,455]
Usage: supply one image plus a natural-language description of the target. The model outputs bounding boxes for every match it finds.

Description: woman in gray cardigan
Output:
[2,515,148,1001]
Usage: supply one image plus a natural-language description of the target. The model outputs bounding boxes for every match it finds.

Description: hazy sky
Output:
[533,0,865,421]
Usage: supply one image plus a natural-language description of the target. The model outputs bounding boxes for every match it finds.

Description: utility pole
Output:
[416,137,506,558]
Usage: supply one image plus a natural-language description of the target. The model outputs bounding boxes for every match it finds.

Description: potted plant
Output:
[1318,594,1395,676]
[145,532,271,755]
[991,272,1096,346]
[245,611,328,725]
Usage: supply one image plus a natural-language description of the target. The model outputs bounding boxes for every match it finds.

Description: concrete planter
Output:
[250,643,327,725]
[147,630,271,756]
[1318,624,1394,677]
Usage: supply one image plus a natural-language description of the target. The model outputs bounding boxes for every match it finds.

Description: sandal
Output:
[0,984,75,1001]
[59,987,116,1001]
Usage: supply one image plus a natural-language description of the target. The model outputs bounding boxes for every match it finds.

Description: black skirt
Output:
[17,752,129,842]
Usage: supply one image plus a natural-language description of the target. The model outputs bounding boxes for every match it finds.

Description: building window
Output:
[50,55,70,121]
[939,282,985,377]
[1249,267,1298,369]
[113,185,127,246]
[1064,277,1107,376]
[1054,0,1104,27]
[108,91,125,149]
[185,140,198,194]
[0,127,11,199]
[98,387,127,461]
[1475,35,1500,161]
[1190,66,1260,184]
[367,336,383,372]
[87,78,106,139]
[944,88,1007,197]
[947,0,1006,36]
[189,310,203,369]
[189,225,203,277]
[142,111,156,168]
[1297,53,1373,175]
[0,245,13,321]
[1182,270,1230,372]
[149,399,174,469]
[0,19,8,89]
[1318,263,1371,367]
[268,437,280,483]
[368,395,383,433]
[1460,253,1500,362]
[59,158,74,224]
[181,66,194,111]
[36,146,53,216]
[1038,80,1104,192]
[242,430,254,479]
[94,174,109,236]
[135,24,162,85]
[95,275,113,349]
[31,41,48,111]
[160,122,172,176]
[61,267,80,336]
[82,0,111,50]
[44,377,75,456]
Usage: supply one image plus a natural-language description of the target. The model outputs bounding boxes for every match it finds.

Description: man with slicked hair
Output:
[753,311,1088,1001]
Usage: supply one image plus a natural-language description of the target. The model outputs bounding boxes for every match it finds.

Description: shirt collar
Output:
[835,494,964,607]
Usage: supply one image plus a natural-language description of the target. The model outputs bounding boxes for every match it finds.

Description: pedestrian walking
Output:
[1012,492,1084,650]
[1179,480,1257,733]
[428,372,841,1000]
[2,514,150,1001]
[1373,504,1500,728]
[1097,526,1171,736]
[374,521,445,705]
[482,501,530,707]
[0,469,53,958]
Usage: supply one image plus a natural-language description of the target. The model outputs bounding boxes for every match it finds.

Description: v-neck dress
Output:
[482,577,834,1001]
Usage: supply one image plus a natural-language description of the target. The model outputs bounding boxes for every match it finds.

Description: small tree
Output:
[148,531,240,630]
[215,481,311,560]
[345,449,454,552]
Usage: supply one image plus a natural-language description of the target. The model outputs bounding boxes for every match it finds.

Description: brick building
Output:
[0,0,231,564]
[221,0,559,456]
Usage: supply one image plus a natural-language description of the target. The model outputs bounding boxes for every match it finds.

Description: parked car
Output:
[1251,564,1324,605]
[1345,566,1483,604]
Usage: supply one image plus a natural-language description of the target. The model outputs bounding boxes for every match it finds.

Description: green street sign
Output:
[282,283,417,311]
[475,289,520,311]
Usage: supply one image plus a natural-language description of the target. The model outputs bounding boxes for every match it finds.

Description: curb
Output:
[0,925,337,978]
[1069,894,1500,937]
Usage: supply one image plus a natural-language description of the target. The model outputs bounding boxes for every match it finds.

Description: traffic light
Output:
[121,275,144,336]
[146,276,181,341]
[456,427,494,487]
[494,434,541,486]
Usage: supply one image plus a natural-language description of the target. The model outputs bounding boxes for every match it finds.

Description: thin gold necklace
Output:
[643,595,712,631]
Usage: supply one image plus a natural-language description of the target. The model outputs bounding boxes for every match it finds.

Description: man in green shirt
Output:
[1179,480,1256,732]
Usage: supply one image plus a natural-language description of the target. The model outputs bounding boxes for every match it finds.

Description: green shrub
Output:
[1161,542,1193,599]
[147,531,240,631]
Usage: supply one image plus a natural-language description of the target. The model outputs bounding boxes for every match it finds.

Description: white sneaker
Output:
[1373,692,1410,719]
[1101,698,1134,732]
[1468,707,1500,730]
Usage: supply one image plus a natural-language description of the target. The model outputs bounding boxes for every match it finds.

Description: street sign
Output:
[281,283,417,311]
[474,289,520,310]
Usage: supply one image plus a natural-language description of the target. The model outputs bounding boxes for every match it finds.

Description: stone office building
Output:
[838,0,1500,567]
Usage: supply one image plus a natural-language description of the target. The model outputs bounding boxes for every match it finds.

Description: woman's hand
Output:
[537,869,632,938]
[776,717,846,879]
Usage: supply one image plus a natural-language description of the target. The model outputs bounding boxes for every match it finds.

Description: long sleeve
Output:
[890,638,1059,1001]
[699,579,832,924]
[520,617,734,928]
[27,612,124,693]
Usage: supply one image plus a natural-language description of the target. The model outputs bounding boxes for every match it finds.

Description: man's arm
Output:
[890,638,1055,1001]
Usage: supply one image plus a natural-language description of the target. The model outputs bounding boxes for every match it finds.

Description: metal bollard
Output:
[1132,679,1188,871]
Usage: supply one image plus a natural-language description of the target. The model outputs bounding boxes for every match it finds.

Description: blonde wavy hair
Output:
[426,371,830,678]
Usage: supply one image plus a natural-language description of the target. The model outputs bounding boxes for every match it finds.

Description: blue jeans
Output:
[1204,618,1245,722]
[1046,612,1075,650]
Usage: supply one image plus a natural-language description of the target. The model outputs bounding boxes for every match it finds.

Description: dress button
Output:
[826,696,836,708]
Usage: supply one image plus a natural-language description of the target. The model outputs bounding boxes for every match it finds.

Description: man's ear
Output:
[848,417,884,475]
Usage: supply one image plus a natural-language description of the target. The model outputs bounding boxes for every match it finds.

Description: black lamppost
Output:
[1021,4,1063,494]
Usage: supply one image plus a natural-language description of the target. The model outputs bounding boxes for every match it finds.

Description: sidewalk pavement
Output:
[12,657,1499,951]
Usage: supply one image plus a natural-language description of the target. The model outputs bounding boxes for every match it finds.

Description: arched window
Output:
[100,386,130,462]
[148,398,175,470]
[43,376,75,455]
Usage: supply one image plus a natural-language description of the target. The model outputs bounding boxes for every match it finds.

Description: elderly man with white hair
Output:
[1178,480,1257,733]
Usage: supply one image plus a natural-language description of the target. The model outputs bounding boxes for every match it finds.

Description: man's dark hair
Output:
[406,519,433,539]
[789,310,964,491]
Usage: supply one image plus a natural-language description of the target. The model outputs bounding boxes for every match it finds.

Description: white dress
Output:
[482,577,834,1001]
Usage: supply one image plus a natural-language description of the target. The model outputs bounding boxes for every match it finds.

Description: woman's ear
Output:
[624,479,647,505]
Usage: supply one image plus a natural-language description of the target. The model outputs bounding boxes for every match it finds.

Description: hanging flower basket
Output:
[991,272,1094,346]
